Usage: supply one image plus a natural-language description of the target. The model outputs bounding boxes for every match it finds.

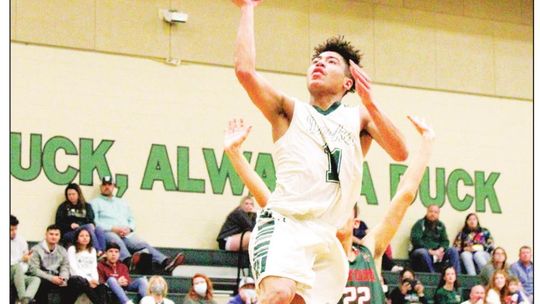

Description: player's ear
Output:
[353,218,360,229]
[344,77,353,91]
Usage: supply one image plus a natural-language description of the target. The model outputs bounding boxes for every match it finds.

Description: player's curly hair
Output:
[312,36,363,94]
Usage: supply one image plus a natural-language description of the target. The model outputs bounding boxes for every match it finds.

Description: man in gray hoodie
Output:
[28,224,70,304]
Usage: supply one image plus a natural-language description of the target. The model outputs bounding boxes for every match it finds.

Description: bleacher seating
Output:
[23,243,482,303]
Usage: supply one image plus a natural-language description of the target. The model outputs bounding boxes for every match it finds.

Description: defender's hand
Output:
[224,119,252,153]
[407,115,435,140]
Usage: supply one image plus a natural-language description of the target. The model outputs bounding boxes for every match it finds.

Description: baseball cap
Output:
[239,277,255,289]
[101,176,114,184]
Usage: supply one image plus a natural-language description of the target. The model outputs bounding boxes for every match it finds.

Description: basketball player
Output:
[223,116,434,304]
[232,1,408,303]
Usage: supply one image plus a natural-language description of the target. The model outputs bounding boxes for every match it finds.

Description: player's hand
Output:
[349,60,373,105]
[224,119,252,154]
[407,115,435,140]
[232,0,263,8]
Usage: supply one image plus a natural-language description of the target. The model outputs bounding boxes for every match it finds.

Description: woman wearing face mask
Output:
[228,277,257,304]
[183,273,217,304]
[140,276,174,304]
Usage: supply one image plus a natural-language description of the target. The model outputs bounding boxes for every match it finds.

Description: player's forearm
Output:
[225,148,270,207]
[365,102,408,161]
[234,4,257,77]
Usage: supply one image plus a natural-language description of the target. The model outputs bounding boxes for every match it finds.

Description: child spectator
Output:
[10,215,40,304]
[504,277,529,304]
[98,242,148,304]
[65,228,108,303]
[140,276,175,304]
[183,273,217,304]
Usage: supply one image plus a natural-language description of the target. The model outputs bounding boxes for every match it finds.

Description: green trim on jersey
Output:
[252,210,276,280]
[339,245,385,304]
[312,101,341,115]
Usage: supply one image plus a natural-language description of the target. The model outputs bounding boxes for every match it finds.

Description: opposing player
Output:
[232,1,408,302]
[233,0,407,303]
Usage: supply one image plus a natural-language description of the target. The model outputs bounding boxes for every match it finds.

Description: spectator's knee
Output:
[107,277,119,286]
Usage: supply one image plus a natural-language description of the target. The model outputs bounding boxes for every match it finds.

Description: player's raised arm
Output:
[224,119,271,207]
[350,60,408,161]
[232,0,293,135]
[364,116,435,258]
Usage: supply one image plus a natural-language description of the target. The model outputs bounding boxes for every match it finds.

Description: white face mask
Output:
[244,289,257,299]
[194,282,208,297]
[150,282,165,295]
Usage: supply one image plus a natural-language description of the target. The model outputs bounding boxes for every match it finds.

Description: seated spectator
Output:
[352,216,403,272]
[91,176,184,274]
[55,183,107,256]
[504,276,529,304]
[509,246,533,303]
[228,277,257,304]
[460,285,485,304]
[216,195,257,251]
[28,224,70,304]
[434,266,462,304]
[479,247,512,286]
[183,273,217,304]
[453,213,494,275]
[388,267,427,304]
[140,276,175,304]
[98,242,148,304]
[10,215,40,304]
[486,269,509,304]
[65,228,108,303]
[409,205,461,273]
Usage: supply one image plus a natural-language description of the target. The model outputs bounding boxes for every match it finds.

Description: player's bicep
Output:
[237,71,292,123]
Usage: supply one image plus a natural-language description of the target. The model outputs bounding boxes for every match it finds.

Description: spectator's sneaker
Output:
[164,252,185,273]
[391,265,404,272]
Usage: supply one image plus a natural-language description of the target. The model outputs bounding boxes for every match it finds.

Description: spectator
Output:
[65,228,108,303]
[228,277,257,304]
[10,215,40,304]
[140,276,175,304]
[55,183,106,256]
[460,285,485,304]
[216,195,257,251]
[504,276,529,304]
[91,176,184,273]
[352,217,403,272]
[409,205,461,273]
[509,246,533,303]
[183,273,217,304]
[434,266,462,304]
[486,269,509,304]
[388,267,428,304]
[479,247,512,286]
[28,224,70,304]
[98,242,148,304]
[453,213,494,275]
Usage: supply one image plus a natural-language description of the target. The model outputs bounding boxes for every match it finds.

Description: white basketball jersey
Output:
[267,99,364,228]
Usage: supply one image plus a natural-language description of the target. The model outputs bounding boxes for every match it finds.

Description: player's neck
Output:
[310,93,342,111]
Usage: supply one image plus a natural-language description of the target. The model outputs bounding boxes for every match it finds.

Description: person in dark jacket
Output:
[55,183,106,255]
[409,205,460,273]
[217,195,257,251]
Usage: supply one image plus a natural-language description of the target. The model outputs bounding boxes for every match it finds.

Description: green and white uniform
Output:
[339,245,385,304]
[249,99,364,304]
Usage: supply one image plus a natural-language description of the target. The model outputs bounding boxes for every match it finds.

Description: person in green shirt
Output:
[434,266,462,304]
[221,115,436,304]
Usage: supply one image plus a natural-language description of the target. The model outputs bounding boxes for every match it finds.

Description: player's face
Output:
[67,189,79,205]
[45,229,61,245]
[444,267,456,285]
[307,51,352,96]
[426,205,440,222]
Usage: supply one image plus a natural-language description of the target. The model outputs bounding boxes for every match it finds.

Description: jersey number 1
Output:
[325,148,342,183]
